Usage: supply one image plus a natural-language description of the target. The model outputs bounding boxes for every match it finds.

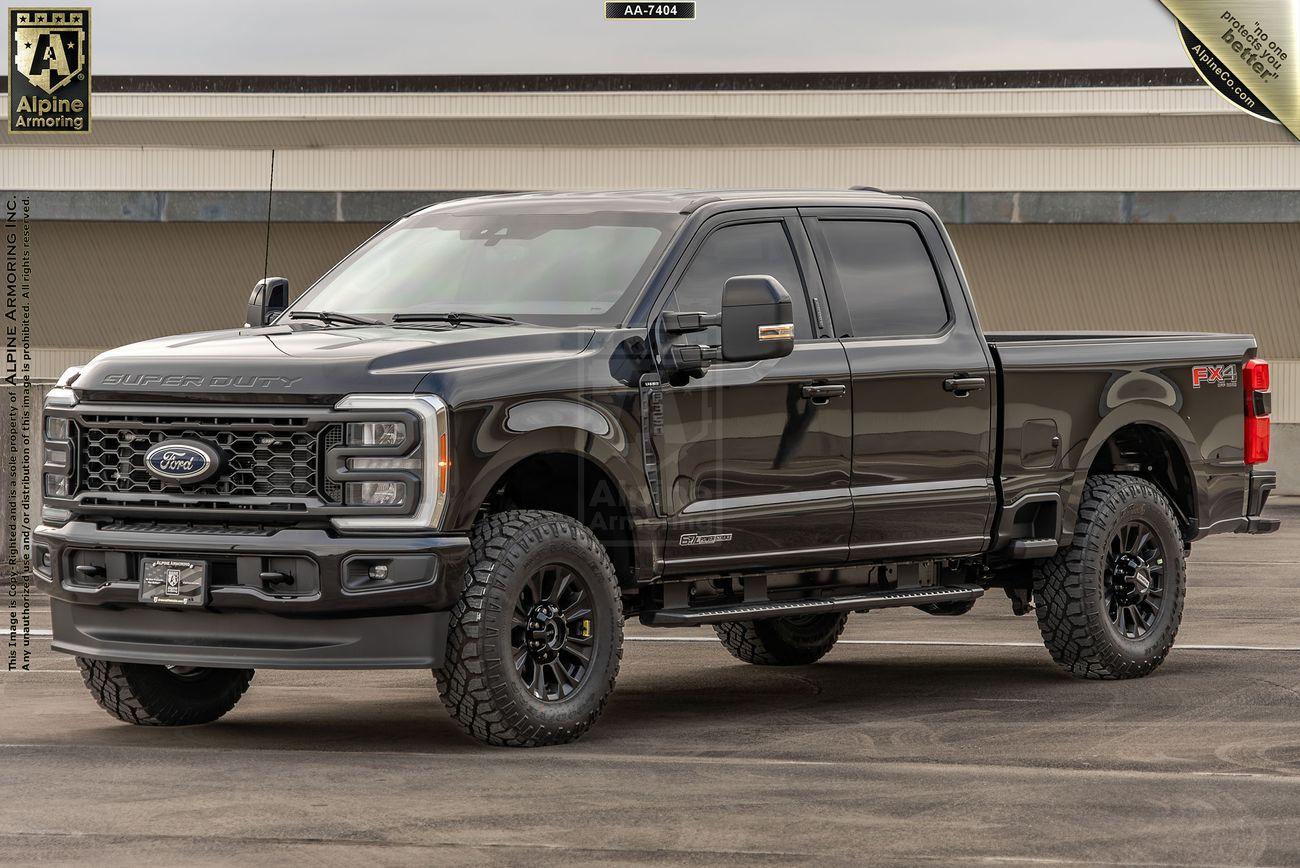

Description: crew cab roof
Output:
[414,188,915,217]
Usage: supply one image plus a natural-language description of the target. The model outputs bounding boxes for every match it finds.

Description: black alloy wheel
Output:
[436,509,623,746]
[512,564,597,701]
[1104,520,1167,640]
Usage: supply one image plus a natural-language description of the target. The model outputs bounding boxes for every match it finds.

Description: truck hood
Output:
[74,323,596,397]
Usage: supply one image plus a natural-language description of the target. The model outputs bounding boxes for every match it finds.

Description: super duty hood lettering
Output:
[101,373,304,389]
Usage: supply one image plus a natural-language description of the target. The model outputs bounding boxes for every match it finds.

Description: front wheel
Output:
[1033,474,1186,679]
[436,510,623,747]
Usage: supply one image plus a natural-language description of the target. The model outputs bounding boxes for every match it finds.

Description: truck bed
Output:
[988,328,1260,543]
[985,330,1254,347]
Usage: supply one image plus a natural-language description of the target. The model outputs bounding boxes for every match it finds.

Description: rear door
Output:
[802,208,996,559]
[654,209,854,574]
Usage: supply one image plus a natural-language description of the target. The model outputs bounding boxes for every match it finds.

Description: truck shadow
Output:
[115,650,1229,755]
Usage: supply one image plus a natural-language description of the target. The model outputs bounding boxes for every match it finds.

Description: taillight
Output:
[1244,358,1270,465]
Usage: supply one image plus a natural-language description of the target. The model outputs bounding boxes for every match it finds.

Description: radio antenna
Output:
[262,149,276,282]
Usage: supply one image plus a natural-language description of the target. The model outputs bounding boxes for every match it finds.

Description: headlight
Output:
[347,421,406,448]
[42,383,76,505]
[45,415,69,441]
[349,456,421,471]
[345,480,407,507]
[330,395,449,532]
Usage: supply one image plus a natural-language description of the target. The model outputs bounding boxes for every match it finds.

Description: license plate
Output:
[139,558,208,607]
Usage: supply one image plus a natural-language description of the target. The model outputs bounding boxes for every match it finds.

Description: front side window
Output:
[818,219,950,338]
[292,210,682,327]
[670,221,813,342]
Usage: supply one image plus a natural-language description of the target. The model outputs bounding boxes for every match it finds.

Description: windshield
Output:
[290,209,682,326]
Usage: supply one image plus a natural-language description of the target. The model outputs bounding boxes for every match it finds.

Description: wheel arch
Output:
[454,433,654,588]
[1069,405,1201,538]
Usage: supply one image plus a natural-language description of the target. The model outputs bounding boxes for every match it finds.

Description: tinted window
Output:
[672,221,812,340]
[819,220,949,337]
[294,210,682,327]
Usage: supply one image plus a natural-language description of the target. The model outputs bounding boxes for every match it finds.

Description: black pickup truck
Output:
[36,189,1278,746]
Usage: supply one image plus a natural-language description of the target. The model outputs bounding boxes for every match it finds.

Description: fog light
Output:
[43,474,68,497]
[368,564,389,581]
[45,416,69,441]
[345,480,406,507]
[347,421,405,447]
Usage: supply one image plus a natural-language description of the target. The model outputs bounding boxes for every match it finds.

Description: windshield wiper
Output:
[392,312,519,326]
[287,310,382,326]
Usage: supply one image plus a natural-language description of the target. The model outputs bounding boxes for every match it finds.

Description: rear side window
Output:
[818,220,949,337]
[671,220,813,340]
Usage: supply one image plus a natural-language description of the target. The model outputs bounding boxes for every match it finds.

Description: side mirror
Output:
[719,275,794,362]
[245,277,289,327]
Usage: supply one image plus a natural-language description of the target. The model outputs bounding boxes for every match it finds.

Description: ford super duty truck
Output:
[35,189,1279,747]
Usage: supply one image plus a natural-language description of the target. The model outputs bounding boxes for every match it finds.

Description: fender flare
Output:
[447,423,655,534]
[1062,401,1202,534]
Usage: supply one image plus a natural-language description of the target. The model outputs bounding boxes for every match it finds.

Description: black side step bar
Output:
[641,584,985,627]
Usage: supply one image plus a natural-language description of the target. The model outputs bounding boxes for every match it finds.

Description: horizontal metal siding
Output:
[949,224,1300,358]
[5,114,1289,150]
[26,221,380,350]
[56,87,1238,120]
[6,144,1300,191]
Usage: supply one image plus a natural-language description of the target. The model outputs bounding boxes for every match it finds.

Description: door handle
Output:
[801,383,846,404]
[943,376,986,396]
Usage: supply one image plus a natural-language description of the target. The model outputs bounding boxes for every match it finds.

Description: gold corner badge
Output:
[8,7,91,134]
[1160,1,1297,139]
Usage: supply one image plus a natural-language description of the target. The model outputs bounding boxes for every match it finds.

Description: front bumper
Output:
[33,521,471,668]
[1237,468,1280,535]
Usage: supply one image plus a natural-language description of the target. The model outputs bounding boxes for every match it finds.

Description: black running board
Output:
[641,584,985,627]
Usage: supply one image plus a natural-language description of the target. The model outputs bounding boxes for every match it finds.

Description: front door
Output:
[803,208,997,559]
[654,211,853,574]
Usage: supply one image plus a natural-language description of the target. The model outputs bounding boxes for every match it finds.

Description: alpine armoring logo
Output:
[144,440,221,484]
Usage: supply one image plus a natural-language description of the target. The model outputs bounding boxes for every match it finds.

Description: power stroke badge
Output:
[8,7,90,133]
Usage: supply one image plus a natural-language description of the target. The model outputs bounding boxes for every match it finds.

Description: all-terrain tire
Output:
[436,510,623,747]
[76,658,254,725]
[1033,473,1186,679]
[714,612,848,666]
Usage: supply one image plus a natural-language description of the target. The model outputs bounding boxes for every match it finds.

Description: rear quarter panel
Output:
[991,334,1257,540]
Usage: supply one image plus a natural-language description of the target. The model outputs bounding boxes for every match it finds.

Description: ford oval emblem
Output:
[144,440,221,484]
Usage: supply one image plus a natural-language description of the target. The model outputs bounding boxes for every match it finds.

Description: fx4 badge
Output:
[1191,364,1238,389]
[679,532,733,546]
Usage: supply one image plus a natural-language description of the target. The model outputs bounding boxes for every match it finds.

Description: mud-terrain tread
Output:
[714,613,848,666]
[436,509,623,747]
[1032,474,1185,680]
[76,658,253,726]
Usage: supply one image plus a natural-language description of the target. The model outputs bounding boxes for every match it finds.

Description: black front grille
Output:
[75,418,331,504]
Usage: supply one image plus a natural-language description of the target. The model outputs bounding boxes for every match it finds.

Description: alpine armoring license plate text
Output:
[139,558,208,607]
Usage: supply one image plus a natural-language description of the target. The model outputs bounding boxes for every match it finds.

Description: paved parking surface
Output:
[2,505,1299,866]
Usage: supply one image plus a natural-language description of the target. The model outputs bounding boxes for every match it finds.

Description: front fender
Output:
[444,396,656,534]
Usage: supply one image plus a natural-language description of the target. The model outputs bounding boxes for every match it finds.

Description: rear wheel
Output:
[1033,474,1186,679]
[714,612,848,666]
[76,658,253,725]
[436,510,623,747]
